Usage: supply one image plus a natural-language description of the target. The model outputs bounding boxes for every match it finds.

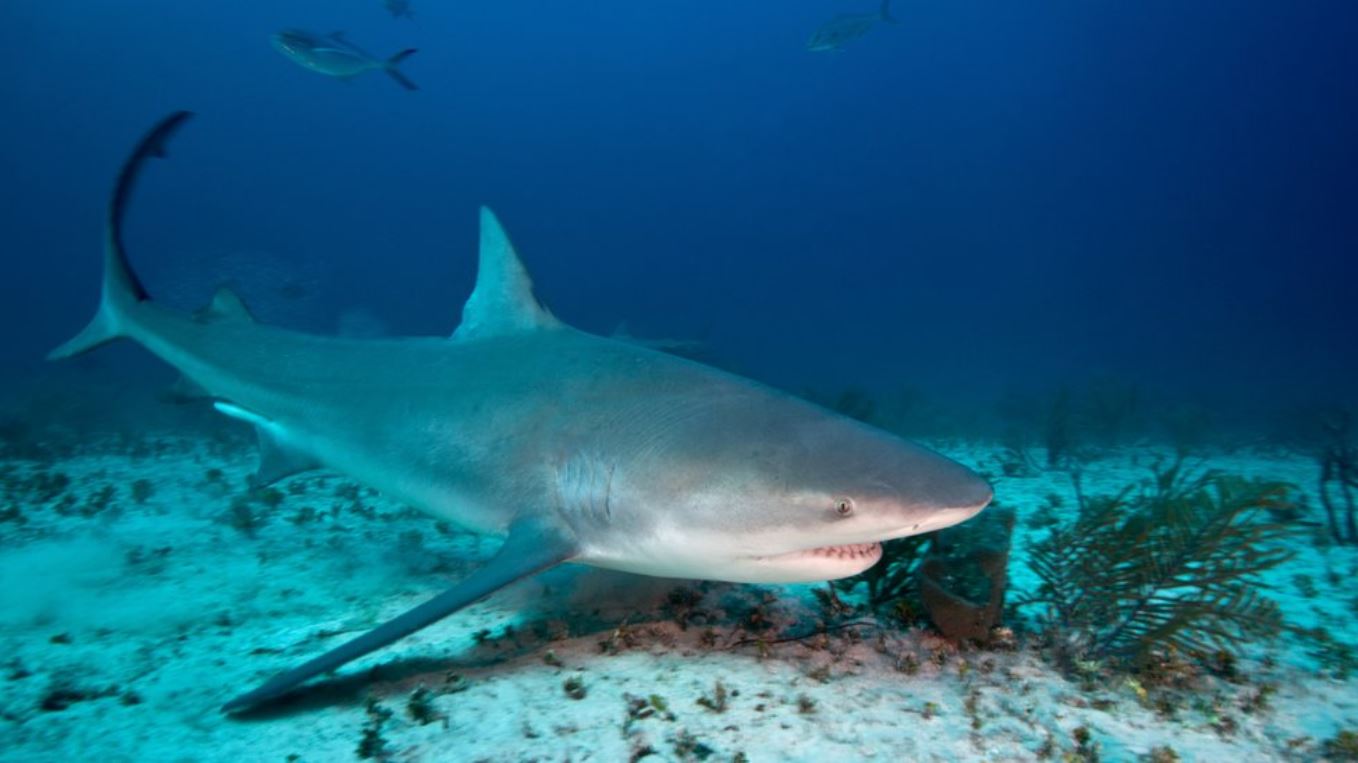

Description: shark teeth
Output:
[805,542,882,560]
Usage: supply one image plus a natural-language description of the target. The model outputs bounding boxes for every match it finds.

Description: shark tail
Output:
[48,111,194,360]
[880,0,898,24]
[385,49,418,91]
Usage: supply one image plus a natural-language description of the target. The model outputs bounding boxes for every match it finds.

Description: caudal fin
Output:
[48,111,194,360]
[880,0,898,23]
[384,48,418,91]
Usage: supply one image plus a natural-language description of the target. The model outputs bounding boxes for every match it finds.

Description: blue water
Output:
[5,4,1358,758]
[2,0,1356,430]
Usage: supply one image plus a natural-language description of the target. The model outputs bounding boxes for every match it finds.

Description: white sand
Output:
[0,437,1354,761]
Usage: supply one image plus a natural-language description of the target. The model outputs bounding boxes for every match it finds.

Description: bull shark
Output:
[51,112,993,712]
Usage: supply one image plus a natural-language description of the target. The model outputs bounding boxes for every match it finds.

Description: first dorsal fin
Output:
[451,207,560,341]
[195,287,256,324]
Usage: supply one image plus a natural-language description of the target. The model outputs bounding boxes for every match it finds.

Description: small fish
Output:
[807,0,897,53]
[271,29,418,90]
[609,321,707,357]
[383,0,414,21]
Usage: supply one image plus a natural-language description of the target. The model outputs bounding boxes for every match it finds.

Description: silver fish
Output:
[271,29,417,90]
[807,0,897,53]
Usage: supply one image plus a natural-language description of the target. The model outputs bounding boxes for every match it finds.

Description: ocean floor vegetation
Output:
[0,426,1355,761]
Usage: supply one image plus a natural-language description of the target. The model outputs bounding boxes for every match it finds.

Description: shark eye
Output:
[834,498,854,518]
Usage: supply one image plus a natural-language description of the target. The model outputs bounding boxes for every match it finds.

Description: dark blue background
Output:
[3,1,1355,424]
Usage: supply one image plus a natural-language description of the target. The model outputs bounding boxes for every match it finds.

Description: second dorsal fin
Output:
[195,286,256,324]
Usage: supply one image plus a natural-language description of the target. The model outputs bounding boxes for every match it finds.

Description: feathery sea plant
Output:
[832,533,931,614]
[1024,459,1296,665]
[1318,411,1357,545]
[1045,389,1074,469]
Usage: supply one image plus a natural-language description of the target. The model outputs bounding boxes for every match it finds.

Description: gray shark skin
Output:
[50,113,993,712]
[271,29,418,90]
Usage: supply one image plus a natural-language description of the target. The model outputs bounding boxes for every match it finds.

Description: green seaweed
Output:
[357,698,392,760]
[1323,730,1358,761]
[406,686,440,725]
[670,729,714,761]
[1025,460,1295,665]
[563,675,587,700]
[130,478,155,504]
[695,681,727,713]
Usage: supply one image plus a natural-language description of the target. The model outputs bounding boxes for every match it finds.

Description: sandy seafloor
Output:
[0,434,1354,762]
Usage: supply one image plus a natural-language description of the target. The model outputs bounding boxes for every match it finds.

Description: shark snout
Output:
[885,451,993,537]
[928,461,993,518]
[950,471,994,515]
[935,482,993,526]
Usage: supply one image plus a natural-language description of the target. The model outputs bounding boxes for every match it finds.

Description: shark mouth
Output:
[806,542,882,560]
[760,542,883,563]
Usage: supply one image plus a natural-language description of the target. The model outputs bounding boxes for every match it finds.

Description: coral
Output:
[1294,574,1318,598]
[669,729,714,761]
[1297,626,1358,680]
[405,687,440,725]
[1024,460,1295,665]
[221,485,291,537]
[563,676,587,700]
[695,681,727,713]
[963,687,983,729]
[624,692,675,730]
[664,585,706,629]
[1070,725,1100,762]
[78,484,118,517]
[811,583,853,620]
[832,533,932,613]
[225,497,263,537]
[130,478,155,504]
[357,698,392,760]
[1323,730,1358,761]
[918,508,1015,642]
[5,470,71,504]
[252,486,286,509]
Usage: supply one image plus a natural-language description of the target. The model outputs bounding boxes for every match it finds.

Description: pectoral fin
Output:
[221,517,576,713]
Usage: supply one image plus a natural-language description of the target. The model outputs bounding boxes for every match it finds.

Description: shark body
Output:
[52,113,993,712]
